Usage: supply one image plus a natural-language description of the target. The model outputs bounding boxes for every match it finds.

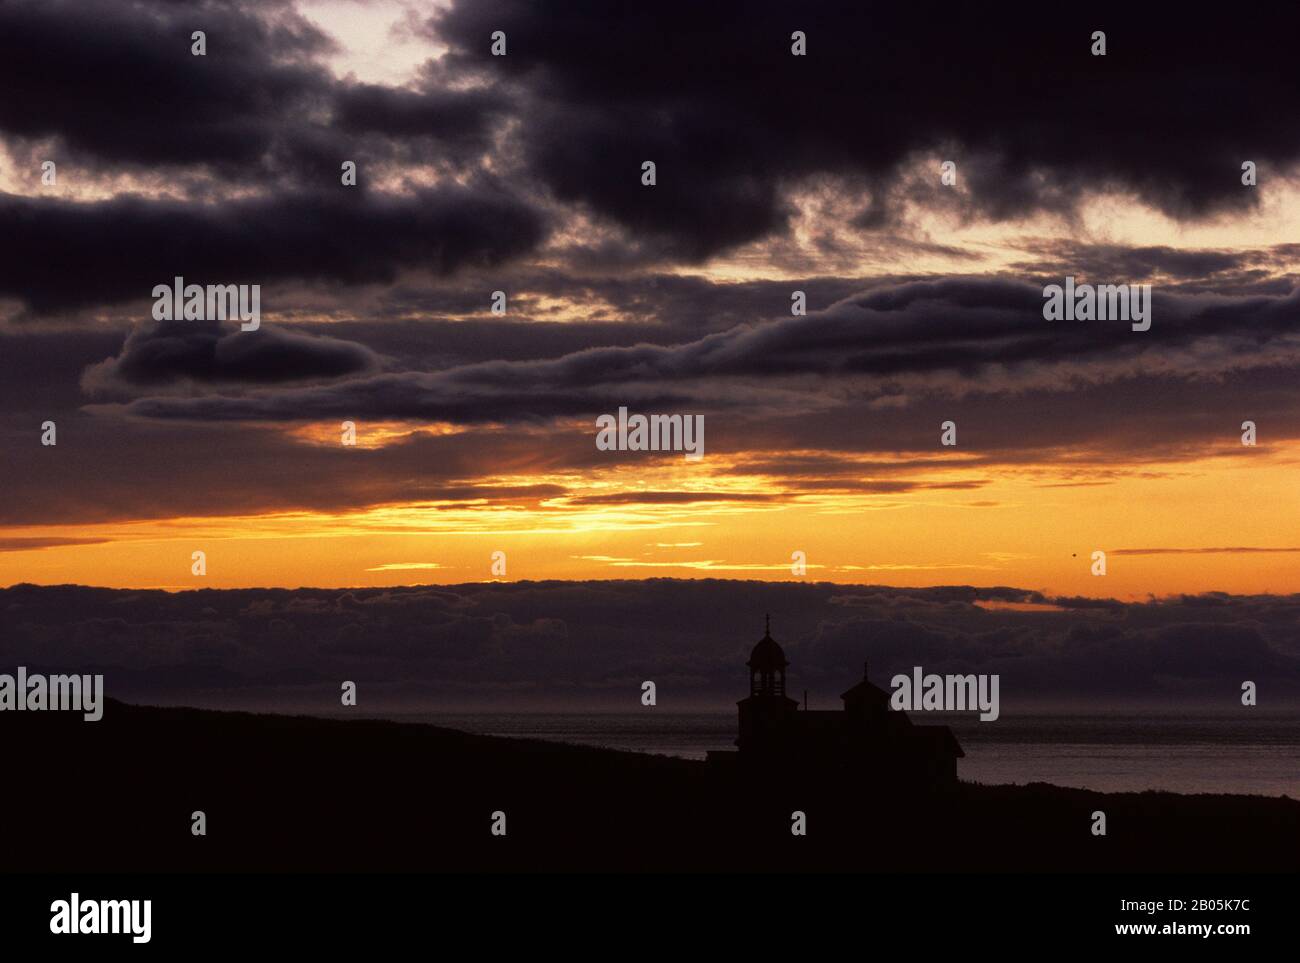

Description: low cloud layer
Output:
[2,581,1296,711]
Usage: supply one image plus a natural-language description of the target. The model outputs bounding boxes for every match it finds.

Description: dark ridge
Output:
[6,699,1297,872]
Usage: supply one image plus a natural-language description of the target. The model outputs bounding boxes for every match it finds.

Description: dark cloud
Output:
[333,72,510,160]
[0,0,509,188]
[1008,243,1253,283]
[4,0,1298,328]
[0,184,549,314]
[81,319,381,393]
[0,0,336,171]
[369,269,882,334]
[0,417,586,527]
[8,0,1292,282]
[0,537,109,552]
[1,581,1296,710]
[430,0,1300,255]
[567,491,780,505]
[108,278,1300,431]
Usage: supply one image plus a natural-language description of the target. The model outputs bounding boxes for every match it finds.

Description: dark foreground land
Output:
[6,700,1298,872]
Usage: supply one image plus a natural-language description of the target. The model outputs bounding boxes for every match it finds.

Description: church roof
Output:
[841,661,891,702]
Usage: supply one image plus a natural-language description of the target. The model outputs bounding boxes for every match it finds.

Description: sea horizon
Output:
[312,708,1300,799]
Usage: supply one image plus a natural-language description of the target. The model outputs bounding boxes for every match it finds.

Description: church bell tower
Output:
[736,615,800,755]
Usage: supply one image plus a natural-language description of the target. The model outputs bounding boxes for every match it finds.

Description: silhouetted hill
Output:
[6,700,1297,872]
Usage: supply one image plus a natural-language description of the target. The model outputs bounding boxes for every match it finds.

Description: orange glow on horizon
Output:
[3,441,1298,600]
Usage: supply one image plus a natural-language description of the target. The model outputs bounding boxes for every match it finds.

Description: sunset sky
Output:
[2,0,1299,600]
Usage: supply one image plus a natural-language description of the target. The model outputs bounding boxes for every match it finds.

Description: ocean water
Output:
[373,711,1300,798]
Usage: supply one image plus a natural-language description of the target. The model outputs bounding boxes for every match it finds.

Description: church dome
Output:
[747,617,788,672]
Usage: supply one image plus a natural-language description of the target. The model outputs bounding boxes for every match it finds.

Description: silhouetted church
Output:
[708,617,963,787]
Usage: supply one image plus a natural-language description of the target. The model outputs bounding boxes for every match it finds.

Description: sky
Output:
[2,0,1299,601]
